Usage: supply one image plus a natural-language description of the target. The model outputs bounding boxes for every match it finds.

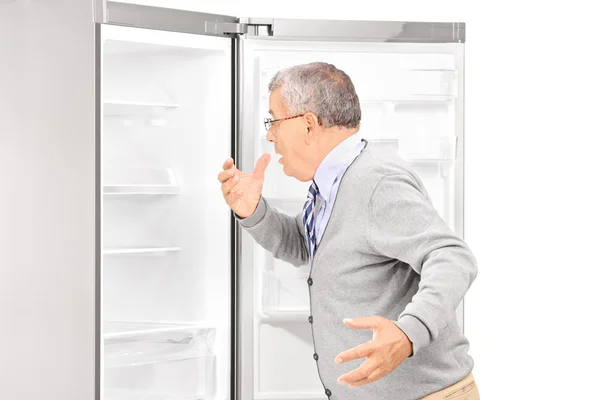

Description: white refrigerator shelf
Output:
[103,100,180,117]
[102,184,179,195]
[257,310,311,323]
[360,94,456,103]
[102,247,181,256]
[102,167,180,195]
[261,269,312,322]
[103,321,216,339]
[254,392,328,400]
[104,388,208,400]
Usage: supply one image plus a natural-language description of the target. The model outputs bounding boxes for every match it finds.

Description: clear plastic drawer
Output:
[103,322,216,399]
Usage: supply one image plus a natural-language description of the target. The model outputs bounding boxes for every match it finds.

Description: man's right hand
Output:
[218,153,271,219]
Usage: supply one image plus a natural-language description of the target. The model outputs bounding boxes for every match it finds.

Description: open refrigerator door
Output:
[238,25,464,400]
[98,22,233,400]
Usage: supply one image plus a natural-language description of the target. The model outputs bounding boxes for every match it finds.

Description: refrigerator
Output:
[94,2,466,400]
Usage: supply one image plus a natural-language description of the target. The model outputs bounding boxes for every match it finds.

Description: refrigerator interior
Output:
[100,25,232,400]
[241,38,464,400]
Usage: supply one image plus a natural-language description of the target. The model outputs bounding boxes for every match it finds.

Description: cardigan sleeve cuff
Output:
[235,196,267,228]
[394,314,431,358]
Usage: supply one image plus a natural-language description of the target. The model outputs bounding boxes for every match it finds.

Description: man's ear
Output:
[304,112,320,140]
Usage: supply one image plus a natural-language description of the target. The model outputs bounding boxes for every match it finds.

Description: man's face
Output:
[266,88,314,182]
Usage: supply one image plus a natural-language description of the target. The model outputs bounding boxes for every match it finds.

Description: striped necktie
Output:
[303,181,319,262]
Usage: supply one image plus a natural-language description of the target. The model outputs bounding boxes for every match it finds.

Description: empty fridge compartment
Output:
[259,254,311,321]
[399,135,457,160]
[103,167,179,195]
[358,68,457,101]
[369,135,457,161]
[103,321,216,399]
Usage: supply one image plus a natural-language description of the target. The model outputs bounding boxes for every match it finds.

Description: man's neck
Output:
[316,126,360,162]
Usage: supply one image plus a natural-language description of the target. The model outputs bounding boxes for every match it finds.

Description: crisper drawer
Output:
[103,322,216,400]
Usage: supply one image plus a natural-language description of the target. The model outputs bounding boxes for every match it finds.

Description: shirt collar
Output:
[313,134,363,203]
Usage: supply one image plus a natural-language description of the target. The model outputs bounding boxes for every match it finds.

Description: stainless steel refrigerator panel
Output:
[94,1,237,36]
[241,18,465,43]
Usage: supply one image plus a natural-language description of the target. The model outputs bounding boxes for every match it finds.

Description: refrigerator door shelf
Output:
[103,167,180,195]
[261,270,311,319]
[103,100,180,117]
[102,247,181,256]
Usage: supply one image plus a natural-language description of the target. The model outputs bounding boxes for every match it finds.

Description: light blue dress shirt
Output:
[313,134,366,246]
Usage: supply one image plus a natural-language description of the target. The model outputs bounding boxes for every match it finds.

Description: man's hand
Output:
[218,154,270,218]
[335,316,413,388]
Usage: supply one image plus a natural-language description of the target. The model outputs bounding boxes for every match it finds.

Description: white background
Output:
[1,0,599,399]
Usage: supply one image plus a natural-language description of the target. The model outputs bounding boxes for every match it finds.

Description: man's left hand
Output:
[335,316,413,388]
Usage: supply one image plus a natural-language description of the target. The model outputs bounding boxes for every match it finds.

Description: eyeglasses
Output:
[264,114,304,131]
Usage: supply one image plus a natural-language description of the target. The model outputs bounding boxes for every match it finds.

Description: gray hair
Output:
[268,62,361,129]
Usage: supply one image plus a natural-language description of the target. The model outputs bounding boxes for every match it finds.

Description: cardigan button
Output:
[325,389,332,396]
[308,316,313,323]
[313,353,319,361]
[307,277,313,286]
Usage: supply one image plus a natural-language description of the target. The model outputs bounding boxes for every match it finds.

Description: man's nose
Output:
[266,129,275,142]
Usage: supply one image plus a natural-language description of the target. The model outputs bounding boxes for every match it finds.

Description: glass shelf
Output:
[102,247,180,256]
[104,100,180,117]
[360,94,455,103]
[254,393,328,400]
[257,309,311,322]
[103,321,216,339]
[103,185,179,195]
[103,167,179,195]
[104,388,208,400]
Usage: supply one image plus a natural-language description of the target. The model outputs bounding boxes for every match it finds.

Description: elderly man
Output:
[218,62,480,400]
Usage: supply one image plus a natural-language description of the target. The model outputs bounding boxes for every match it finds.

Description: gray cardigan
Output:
[237,140,478,400]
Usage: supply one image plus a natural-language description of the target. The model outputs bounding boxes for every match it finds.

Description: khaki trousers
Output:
[419,372,480,400]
